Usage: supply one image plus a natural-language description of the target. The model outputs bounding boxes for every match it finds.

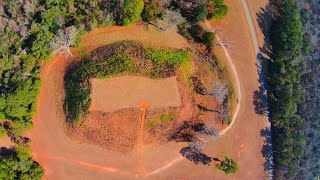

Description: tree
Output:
[193,5,208,24]
[121,0,144,25]
[141,2,164,22]
[202,32,216,47]
[207,0,229,19]
[50,26,78,56]
[0,147,43,180]
[216,157,238,175]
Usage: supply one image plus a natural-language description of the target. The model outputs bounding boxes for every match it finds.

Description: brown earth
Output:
[27,24,223,179]
[89,76,182,112]
[27,0,270,176]
[147,0,271,179]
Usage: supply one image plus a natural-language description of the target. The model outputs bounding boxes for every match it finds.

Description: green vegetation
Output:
[0,125,6,137]
[207,0,229,19]
[142,2,164,22]
[0,145,43,180]
[145,112,175,129]
[65,42,190,123]
[202,32,216,48]
[268,0,305,177]
[216,157,238,175]
[144,48,191,77]
[0,0,147,134]
[121,0,144,25]
[65,53,135,121]
[144,48,190,67]
[193,5,209,24]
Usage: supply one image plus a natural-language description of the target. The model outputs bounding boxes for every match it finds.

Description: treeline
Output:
[0,0,144,134]
[296,0,320,178]
[268,0,305,178]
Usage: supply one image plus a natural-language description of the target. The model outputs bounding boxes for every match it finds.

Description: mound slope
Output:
[89,76,181,112]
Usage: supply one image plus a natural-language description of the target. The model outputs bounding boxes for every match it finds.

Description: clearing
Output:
[89,76,181,112]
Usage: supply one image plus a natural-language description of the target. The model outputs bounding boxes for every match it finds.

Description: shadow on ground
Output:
[255,1,275,176]
[170,120,219,165]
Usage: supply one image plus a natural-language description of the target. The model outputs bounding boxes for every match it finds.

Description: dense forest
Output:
[295,0,320,179]
[268,0,305,178]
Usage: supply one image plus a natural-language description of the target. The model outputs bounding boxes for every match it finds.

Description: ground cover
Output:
[64,41,191,123]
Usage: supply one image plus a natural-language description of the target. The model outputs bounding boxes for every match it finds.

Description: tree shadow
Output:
[260,127,274,175]
[0,147,15,156]
[169,121,218,142]
[180,145,213,165]
[255,2,275,178]
[170,120,219,165]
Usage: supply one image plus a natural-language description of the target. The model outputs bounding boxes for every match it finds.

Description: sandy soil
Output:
[89,76,181,112]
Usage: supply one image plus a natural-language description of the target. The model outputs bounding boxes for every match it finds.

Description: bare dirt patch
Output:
[89,76,181,112]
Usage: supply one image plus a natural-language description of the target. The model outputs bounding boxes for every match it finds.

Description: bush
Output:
[142,2,164,22]
[207,0,229,19]
[193,5,208,23]
[121,0,144,25]
[202,32,216,47]
[216,157,238,175]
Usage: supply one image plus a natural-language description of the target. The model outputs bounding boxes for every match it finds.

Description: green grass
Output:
[179,59,192,87]
[145,112,175,129]
[144,48,190,67]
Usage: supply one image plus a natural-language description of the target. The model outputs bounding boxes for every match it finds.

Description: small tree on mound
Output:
[202,32,216,48]
[216,157,238,175]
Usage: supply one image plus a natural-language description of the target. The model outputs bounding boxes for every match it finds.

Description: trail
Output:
[136,101,148,177]
[240,0,273,178]
[143,30,242,177]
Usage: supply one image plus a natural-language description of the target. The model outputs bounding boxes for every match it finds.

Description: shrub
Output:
[207,0,229,20]
[202,32,216,47]
[142,2,164,22]
[193,5,208,23]
[121,0,144,25]
[216,157,238,175]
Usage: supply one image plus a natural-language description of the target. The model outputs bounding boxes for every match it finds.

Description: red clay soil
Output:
[27,0,270,175]
[148,0,271,179]
[27,25,197,179]
[89,76,181,112]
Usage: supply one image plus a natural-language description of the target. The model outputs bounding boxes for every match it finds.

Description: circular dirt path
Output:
[28,24,192,179]
[28,0,271,176]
